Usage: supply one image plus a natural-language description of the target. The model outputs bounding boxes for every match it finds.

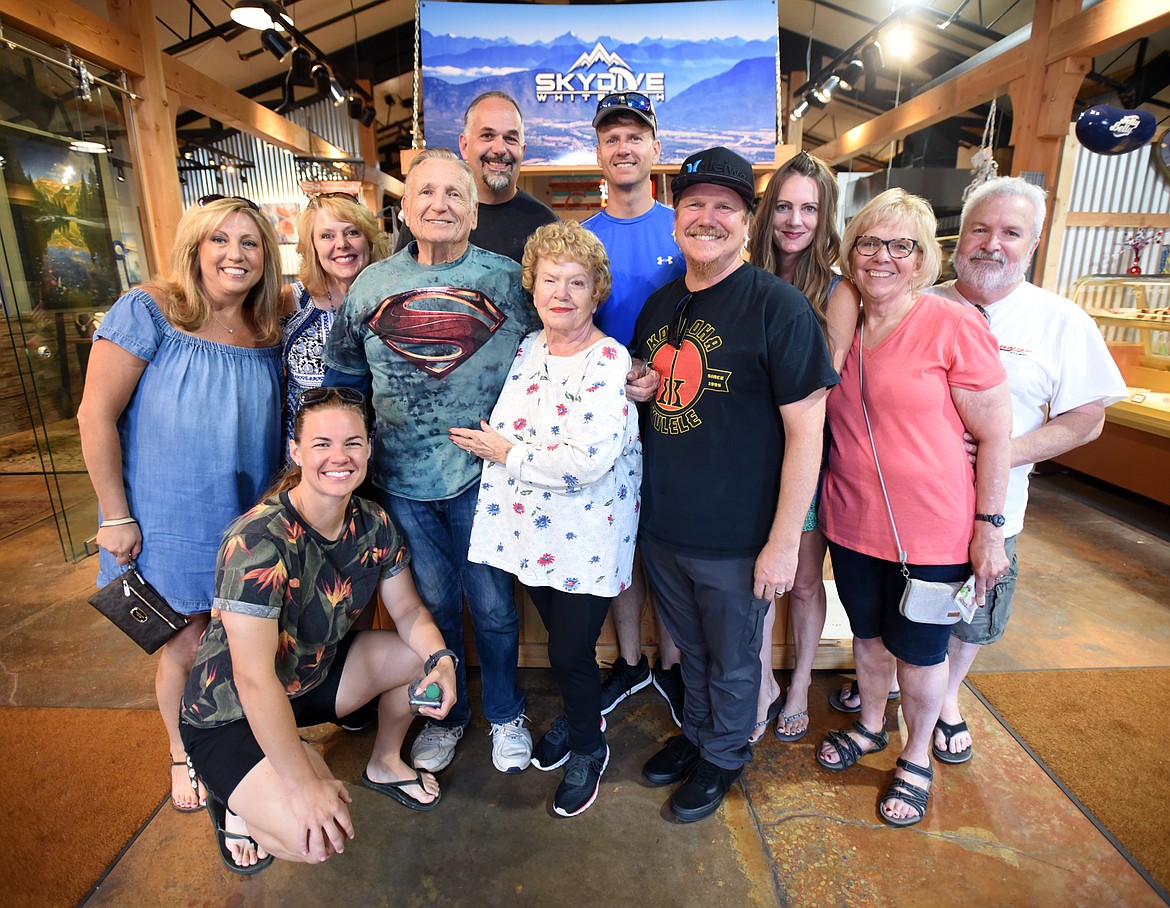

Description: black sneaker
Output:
[553,743,609,817]
[642,734,700,787]
[669,758,742,823]
[599,654,652,715]
[651,660,685,728]
[532,715,607,771]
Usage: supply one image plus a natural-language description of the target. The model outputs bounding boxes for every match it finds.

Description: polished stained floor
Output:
[2,473,1168,907]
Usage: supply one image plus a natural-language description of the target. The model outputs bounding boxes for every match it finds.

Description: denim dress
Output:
[94,288,282,614]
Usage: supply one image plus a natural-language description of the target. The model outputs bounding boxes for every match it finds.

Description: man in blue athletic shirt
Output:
[583,92,687,726]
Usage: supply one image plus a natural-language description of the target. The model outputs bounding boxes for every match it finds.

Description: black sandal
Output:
[207,793,273,875]
[932,718,973,764]
[879,757,934,827]
[815,719,889,771]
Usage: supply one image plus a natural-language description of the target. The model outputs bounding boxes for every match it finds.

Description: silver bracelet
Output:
[100,516,138,528]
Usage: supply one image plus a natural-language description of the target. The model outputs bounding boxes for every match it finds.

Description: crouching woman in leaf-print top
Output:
[451,221,641,818]
[179,388,456,873]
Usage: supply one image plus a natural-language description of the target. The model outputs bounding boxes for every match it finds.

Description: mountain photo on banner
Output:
[419,0,779,164]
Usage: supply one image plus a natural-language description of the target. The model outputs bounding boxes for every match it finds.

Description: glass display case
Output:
[1059,274,1170,505]
[1072,274,1170,439]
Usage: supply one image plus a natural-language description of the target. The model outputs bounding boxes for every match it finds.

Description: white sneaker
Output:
[490,715,532,774]
[411,723,464,772]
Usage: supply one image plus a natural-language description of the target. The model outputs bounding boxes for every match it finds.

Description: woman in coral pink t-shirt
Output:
[818,189,1010,829]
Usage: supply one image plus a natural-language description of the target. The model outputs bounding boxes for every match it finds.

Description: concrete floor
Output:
[2,472,1169,906]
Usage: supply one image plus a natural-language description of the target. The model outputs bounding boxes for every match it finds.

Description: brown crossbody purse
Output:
[88,562,189,653]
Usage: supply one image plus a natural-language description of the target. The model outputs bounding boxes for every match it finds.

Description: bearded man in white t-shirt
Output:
[930,176,1127,764]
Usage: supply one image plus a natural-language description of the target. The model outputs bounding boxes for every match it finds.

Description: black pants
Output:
[527,585,611,755]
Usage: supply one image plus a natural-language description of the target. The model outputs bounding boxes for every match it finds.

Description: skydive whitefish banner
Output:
[419,0,778,164]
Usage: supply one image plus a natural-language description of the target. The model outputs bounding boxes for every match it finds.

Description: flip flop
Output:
[774,706,809,742]
[170,760,201,813]
[827,680,901,714]
[360,768,442,811]
[207,794,273,875]
[748,694,783,745]
[932,718,973,764]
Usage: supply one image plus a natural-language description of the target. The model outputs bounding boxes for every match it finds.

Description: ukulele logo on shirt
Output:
[646,318,730,435]
[367,287,505,378]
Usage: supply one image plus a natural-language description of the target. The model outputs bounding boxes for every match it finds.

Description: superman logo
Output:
[367,286,506,378]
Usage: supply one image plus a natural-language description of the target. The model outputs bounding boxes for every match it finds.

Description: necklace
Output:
[326,291,336,312]
[210,308,242,335]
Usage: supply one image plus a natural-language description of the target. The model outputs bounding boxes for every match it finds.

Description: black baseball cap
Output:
[593,92,657,133]
[670,146,756,211]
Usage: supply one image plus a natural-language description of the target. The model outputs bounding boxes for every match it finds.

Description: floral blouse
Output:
[466,330,641,597]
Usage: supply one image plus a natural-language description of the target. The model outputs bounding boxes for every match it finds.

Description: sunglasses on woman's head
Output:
[197,194,260,212]
[308,191,360,207]
[297,386,366,410]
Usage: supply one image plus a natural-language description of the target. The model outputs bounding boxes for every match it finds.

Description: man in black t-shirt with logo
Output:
[630,147,838,823]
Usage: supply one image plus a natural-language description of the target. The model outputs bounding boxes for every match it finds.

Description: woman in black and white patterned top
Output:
[280,192,391,451]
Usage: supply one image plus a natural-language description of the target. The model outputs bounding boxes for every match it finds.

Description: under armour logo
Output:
[684,159,703,173]
[656,256,674,265]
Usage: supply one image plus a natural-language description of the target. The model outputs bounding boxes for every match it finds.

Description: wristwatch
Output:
[974,513,1006,527]
[425,648,459,674]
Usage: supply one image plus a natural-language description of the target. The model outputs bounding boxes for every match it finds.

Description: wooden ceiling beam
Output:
[1047,0,1170,63]
[814,45,1028,164]
[0,0,143,75]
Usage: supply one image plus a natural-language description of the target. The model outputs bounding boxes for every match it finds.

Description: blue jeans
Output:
[377,485,524,728]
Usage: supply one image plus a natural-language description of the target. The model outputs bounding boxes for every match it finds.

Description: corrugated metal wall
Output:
[1056,142,1170,302]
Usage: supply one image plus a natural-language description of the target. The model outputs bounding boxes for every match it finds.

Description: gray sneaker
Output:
[410,723,464,772]
[490,714,532,773]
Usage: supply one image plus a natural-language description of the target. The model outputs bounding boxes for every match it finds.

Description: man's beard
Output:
[480,155,515,193]
[954,252,1027,295]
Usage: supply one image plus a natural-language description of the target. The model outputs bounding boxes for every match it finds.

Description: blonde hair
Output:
[840,188,942,292]
[747,152,841,315]
[521,220,613,306]
[151,198,283,343]
[296,196,391,300]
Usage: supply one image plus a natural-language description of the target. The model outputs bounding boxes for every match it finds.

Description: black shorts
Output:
[180,633,362,803]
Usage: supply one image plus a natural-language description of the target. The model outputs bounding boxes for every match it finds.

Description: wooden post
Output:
[107,0,182,274]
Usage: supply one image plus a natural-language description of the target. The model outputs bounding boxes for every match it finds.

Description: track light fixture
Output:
[311,63,331,95]
[789,98,810,121]
[328,79,347,106]
[811,74,841,105]
[290,47,313,83]
[347,95,364,120]
[260,28,294,62]
[837,59,864,92]
[230,1,292,31]
[359,105,376,129]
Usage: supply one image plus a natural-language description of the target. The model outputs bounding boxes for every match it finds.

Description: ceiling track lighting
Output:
[230,1,293,32]
[789,98,810,121]
[811,74,841,104]
[359,105,376,129]
[837,60,865,93]
[290,47,313,83]
[328,79,347,106]
[260,28,294,62]
[789,1,981,115]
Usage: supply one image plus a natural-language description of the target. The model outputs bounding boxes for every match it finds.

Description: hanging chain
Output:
[412,0,424,149]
